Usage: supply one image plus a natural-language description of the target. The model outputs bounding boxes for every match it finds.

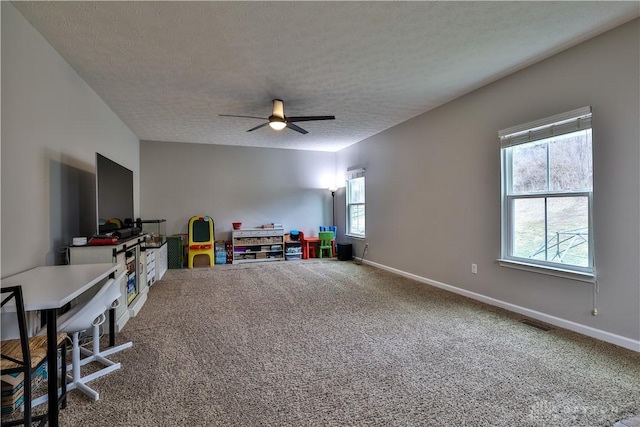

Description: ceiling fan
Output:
[220,99,335,134]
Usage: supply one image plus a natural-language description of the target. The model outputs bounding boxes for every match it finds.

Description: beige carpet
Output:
[49,260,639,426]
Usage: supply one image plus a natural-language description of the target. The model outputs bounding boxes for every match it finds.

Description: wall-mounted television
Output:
[96,153,134,234]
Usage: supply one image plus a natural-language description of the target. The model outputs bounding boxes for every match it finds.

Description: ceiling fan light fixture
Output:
[269,115,287,130]
[220,98,333,134]
[269,120,286,131]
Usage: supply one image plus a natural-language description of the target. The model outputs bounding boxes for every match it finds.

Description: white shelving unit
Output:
[232,228,285,264]
[285,237,303,261]
[143,240,167,287]
[69,235,148,332]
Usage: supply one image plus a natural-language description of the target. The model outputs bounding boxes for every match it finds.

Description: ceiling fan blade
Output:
[219,114,267,120]
[286,123,309,134]
[246,123,270,132]
[287,115,335,123]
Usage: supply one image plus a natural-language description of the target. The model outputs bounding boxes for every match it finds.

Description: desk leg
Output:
[46,309,59,427]
[109,307,115,347]
[108,271,115,347]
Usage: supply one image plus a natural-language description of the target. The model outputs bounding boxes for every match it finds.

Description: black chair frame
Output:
[1,286,67,427]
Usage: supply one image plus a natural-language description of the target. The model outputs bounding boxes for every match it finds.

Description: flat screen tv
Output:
[96,153,134,234]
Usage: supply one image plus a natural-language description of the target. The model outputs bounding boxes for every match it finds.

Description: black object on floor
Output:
[337,243,353,261]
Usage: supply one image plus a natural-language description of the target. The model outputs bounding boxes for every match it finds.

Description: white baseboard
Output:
[115,310,130,333]
[356,258,640,352]
[129,292,148,317]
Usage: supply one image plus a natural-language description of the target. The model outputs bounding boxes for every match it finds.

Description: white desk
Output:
[1,263,118,427]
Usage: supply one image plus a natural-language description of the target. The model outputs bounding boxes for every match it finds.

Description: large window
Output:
[346,169,365,237]
[499,107,593,277]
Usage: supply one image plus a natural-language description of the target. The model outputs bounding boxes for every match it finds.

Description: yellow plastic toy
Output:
[107,218,122,228]
[188,215,214,268]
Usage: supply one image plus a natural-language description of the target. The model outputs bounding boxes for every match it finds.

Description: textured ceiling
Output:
[12,1,640,152]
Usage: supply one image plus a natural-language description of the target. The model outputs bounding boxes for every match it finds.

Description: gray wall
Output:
[140,141,336,241]
[337,19,640,346]
[1,3,140,277]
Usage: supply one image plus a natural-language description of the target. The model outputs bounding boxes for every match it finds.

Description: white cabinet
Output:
[69,235,148,332]
[156,242,168,279]
[232,228,285,264]
[145,248,156,287]
[143,240,167,287]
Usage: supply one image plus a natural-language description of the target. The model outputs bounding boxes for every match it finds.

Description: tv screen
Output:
[96,153,134,234]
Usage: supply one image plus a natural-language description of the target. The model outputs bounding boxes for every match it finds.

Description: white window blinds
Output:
[347,167,365,180]
[499,106,592,148]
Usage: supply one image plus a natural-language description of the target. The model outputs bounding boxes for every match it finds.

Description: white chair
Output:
[56,271,132,401]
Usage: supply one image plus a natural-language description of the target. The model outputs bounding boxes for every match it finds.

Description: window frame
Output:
[345,170,365,238]
[499,107,595,281]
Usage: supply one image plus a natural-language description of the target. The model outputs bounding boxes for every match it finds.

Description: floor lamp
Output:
[329,187,337,226]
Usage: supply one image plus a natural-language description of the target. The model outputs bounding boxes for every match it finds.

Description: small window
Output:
[346,169,365,237]
[499,107,593,276]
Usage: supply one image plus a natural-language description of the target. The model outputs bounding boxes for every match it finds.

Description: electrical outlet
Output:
[364,243,369,254]
[471,264,478,274]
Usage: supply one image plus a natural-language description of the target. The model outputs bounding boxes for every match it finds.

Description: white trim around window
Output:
[346,168,365,238]
[499,107,594,279]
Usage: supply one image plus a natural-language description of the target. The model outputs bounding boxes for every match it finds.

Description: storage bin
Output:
[1,365,46,415]
[214,240,226,264]
[286,254,302,261]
